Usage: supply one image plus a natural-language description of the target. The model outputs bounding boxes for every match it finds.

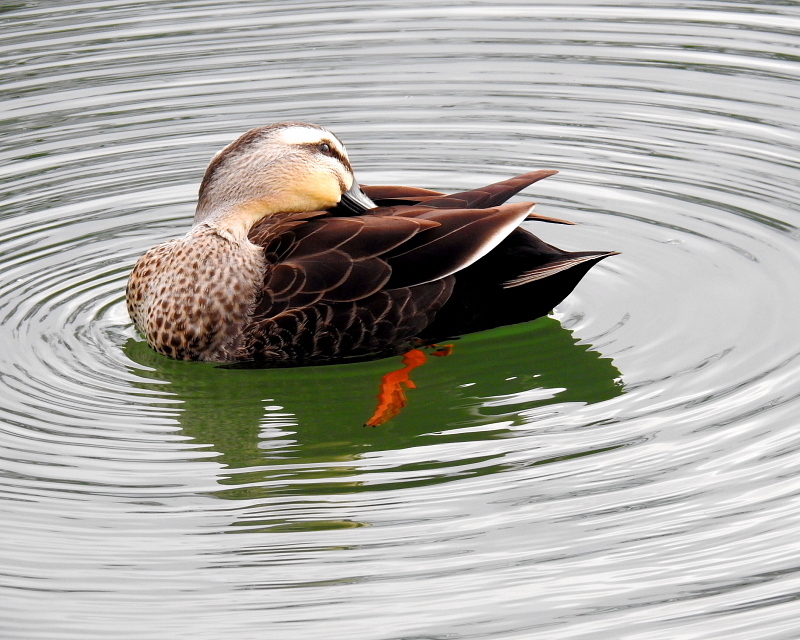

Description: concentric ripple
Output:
[2,2,800,639]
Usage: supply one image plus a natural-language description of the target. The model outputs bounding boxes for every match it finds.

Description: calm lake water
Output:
[3,1,800,638]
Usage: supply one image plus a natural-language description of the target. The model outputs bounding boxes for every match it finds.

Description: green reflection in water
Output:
[125,316,622,503]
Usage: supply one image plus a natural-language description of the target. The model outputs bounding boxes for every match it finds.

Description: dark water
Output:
[3,2,800,638]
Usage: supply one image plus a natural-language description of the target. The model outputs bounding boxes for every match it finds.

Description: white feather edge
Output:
[502,254,608,288]
[435,204,536,280]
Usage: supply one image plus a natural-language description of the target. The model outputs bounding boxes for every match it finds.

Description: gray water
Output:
[3,2,800,639]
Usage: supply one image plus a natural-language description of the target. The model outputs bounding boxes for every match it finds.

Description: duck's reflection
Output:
[125,316,622,498]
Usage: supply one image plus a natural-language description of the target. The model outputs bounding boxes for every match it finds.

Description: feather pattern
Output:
[503,252,619,288]
[126,122,617,364]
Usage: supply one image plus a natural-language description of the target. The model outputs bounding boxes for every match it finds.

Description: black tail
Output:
[419,228,616,339]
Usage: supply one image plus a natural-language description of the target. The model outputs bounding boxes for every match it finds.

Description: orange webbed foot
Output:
[364,344,455,427]
[431,343,454,357]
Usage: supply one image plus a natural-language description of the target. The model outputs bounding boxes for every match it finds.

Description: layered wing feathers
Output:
[239,170,614,363]
[363,170,574,224]
[384,202,535,288]
[363,169,557,209]
[250,200,547,318]
[503,251,619,288]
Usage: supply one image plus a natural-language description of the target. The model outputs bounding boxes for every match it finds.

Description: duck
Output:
[127,122,616,366]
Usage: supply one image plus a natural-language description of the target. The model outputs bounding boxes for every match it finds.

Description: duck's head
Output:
[194,122,375,231]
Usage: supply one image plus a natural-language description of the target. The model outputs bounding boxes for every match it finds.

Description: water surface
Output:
[2,2,800,639]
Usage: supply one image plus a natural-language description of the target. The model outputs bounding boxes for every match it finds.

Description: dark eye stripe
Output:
[304,141,352,173]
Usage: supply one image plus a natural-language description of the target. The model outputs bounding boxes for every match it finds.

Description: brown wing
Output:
[361,184,445,204]
[241,201,550,363]
[241,278,455,365]
[413,170,559,209]
[238,170,614,364]
[383,202,537,287]
[362,170,556,208]
[244,215,451,363]
[250,215,440,316]
[250,202,537,317]
[363,170,573,224]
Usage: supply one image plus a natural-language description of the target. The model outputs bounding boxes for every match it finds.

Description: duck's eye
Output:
[318,142,333,156]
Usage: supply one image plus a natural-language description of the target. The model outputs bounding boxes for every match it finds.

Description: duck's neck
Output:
[194,201,275,241]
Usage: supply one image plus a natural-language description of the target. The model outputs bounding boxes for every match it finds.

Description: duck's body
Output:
[127,122,615,364]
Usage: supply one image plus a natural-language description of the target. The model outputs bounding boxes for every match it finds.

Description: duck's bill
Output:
[331,179,377,215]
